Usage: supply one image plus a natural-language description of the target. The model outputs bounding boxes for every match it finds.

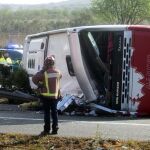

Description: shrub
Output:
[11,67,32,93]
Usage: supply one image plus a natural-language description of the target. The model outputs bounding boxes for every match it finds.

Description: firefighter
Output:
[32,55,62,136]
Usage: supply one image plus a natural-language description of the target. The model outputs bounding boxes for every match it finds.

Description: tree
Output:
[91,0,150,24]
[69,8,95,27]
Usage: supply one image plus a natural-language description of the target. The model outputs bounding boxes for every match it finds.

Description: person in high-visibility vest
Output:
[32,55,62,136]
[3,51,12,65]
[0,52,7,65]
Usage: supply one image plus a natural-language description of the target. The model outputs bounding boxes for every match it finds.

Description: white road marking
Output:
[0,117,43,121]
[0,116,150,127]
[78,121,150,127]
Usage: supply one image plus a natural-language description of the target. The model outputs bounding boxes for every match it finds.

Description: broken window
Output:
[79,30,124,108]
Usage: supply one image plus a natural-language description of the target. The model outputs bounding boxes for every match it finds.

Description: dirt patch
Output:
[0,133,150,150]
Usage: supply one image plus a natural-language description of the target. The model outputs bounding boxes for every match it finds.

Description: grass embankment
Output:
[0,133,150,150]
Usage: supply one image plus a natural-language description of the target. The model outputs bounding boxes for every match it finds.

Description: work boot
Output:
[39,131,50,136]
[51,130,58,135]
[51,127,59,135]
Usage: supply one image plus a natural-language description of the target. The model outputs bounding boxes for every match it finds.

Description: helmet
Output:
[44,55,55,67]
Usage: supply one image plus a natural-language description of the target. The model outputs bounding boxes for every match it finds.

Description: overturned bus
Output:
[22,25,150,116]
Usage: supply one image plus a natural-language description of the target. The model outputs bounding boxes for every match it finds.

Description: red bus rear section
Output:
[129,26,150,116]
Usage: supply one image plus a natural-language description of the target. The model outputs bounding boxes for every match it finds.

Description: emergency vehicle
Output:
[23,25,150,116]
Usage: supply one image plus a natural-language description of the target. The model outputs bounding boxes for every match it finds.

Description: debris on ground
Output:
[57,94,92,116]
[0,93,136,117]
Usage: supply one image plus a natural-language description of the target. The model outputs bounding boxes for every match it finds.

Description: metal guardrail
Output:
[0,89,39,102]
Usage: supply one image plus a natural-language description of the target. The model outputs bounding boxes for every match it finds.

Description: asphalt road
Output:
[0,104,150,141]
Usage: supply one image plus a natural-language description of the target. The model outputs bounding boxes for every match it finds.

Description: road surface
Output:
[0,104,150,141]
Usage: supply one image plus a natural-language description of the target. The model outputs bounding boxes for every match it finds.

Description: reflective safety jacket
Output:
[0,57,7,65]
[6,57,12,65]
[32,67,62,99]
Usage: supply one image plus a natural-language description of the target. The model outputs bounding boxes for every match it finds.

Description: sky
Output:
[0,0,67,5]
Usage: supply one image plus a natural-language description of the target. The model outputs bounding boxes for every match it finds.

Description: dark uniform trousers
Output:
[41,96,58,132]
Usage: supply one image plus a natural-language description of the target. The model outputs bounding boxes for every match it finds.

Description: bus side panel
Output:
[47,33,81,96]
[23,37,48,89]
[22,38,29,70]
[25,37,47,75]
[131,30,150,116]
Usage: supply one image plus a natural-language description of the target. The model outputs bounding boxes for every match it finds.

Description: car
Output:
[0,49,23,71]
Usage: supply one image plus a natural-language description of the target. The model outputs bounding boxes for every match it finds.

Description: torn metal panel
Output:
[89,103,117,114]
[57,95,75,112]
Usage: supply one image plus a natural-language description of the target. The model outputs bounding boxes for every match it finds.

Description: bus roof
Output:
[26,25,150,39]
